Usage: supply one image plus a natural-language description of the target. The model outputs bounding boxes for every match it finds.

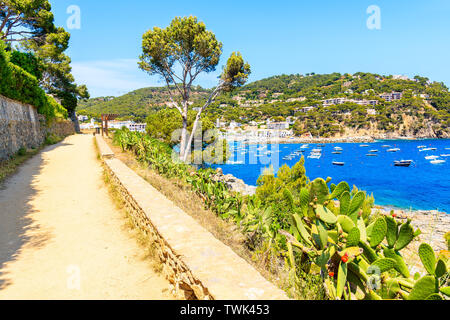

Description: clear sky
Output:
[49,0,450,98]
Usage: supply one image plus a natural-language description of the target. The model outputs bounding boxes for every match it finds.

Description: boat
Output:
[308,152,322,159]
[394,160,413,167]
[360,144,370,147]
[420,148,437,152]
[332,161,345,166]
[425,155,439,160]
[382,145,391,148]
[311,148,322,153]
[317,144,326,147]
[417,145,427,149]
[332,151,342,154]
[430,159,446,164]
[226,160,244,165]
[366,154,378,157]
[334,147,343,151]
[440,154,450,157]
[369,150,379,153]
[387,148,401,152]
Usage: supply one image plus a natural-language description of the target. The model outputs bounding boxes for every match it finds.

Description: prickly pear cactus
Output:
[281,178,448,300]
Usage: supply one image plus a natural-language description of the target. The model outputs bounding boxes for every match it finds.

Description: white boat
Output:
[332,161,345,166]
[369,150,379,153]
[226,160,244,165]
[360,144,370,147]
[425,155,439,160]
[334,147,343,151]
[311,148,322,153]
[417,145,427,149]
[420,148,437,152]
[387,148,401,152]
[382,145,391,148]
[430,159,446,165]
[440,154,450,157]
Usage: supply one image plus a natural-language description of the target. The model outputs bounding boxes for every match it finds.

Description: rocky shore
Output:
[211,168,257,195]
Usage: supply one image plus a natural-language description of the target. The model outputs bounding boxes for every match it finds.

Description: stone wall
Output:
[0,94,75,160]
[95,135,289,300]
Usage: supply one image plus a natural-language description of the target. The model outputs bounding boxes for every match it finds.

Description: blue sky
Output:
[49,0,450,98]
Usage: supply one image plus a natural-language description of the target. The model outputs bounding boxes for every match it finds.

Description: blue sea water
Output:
[212,139,450,213]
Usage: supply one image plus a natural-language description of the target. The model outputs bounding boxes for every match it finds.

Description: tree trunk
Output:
[69,110,81,133]
[179,115,188,160]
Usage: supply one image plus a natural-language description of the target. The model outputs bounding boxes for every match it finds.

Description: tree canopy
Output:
[139,16,250,162]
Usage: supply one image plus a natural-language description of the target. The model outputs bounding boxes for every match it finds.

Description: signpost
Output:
[101,114,119,137]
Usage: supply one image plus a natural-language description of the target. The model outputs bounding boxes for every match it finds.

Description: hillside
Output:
[77,86,211,121]
[77,72,450,138]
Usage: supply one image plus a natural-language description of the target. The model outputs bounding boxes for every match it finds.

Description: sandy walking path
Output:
[0,134,172,300]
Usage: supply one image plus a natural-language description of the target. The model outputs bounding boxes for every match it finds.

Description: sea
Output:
[212,139,450,213]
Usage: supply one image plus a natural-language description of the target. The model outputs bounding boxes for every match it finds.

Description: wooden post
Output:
[101,115,104,136]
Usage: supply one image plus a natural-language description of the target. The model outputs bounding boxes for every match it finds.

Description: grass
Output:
[103,136,326,300]
[0,147,41,183]
[0,134,65,184]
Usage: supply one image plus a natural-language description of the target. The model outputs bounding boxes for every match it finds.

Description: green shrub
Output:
[0,40,67,120]
[17,147,27,156]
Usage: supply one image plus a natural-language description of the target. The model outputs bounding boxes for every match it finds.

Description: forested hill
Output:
[77,86,211,121]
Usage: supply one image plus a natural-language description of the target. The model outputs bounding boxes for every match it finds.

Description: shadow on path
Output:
[0,142,71,290]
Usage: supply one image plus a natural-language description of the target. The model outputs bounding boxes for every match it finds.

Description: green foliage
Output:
[9,51,43,80]
[277,175,448,300]
[0,40,67,119]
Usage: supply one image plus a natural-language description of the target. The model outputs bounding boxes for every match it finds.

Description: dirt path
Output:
[0,134,172,300]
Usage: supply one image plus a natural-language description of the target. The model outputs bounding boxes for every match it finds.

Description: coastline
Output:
[228,135,449,145]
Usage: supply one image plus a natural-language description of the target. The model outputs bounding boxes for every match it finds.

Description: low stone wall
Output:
[0,94,75,160]
[46,118,76,138]
[96,135,289,300]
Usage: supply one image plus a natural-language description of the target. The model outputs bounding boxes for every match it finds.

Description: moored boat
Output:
[394,160,413,167]
[430,159,446,165]
[332,161,345,166]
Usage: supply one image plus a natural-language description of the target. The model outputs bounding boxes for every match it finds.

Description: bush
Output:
[17,147,27,156]
[0,40,67,120]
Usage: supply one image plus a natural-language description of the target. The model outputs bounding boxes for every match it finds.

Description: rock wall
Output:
[0,94,75,160]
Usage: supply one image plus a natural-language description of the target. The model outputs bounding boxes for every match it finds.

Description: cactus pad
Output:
[419,243,436,275]
[384,216,398,248]
[395,221,415,251]
[347,227,360,247]
[369,217,387,248]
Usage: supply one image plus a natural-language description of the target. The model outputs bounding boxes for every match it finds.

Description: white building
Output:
[77,115,88,122]
[108,121,147,133]
[267,122,289,130]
